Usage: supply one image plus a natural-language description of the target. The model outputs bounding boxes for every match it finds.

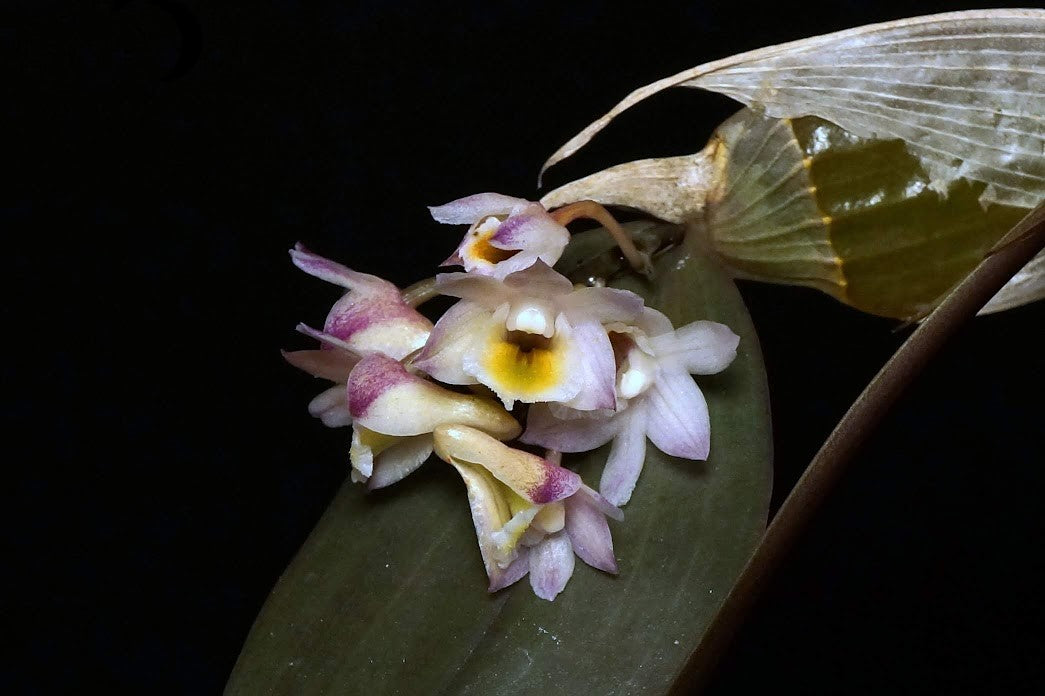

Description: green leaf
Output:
[225,225,773,695]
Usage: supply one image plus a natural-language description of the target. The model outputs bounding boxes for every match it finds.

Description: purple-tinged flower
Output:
[284,244,434,429]
[521,308,739,506]
[433,425,622,600]
[347,354,520,489]
[413,261,644,411]
[290,243,432,359]
[430,193,570,280]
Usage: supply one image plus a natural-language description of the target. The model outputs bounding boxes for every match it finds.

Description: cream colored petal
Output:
[433,425,581,505]
[350,354,520,440]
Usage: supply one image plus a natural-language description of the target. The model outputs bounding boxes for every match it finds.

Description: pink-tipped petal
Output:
[599,405,650,506]
[323,293,431,358]
[290,244,396,295]
[346,354,415,422]
[433,425,580,504]
[350,355,519,440]
[488,546,531,592]
[521,404,621,453]
[490,205,566,248]
[562,316,617,411]
[565,493,619,574]
[307,384,353,428]
[413,300,490,385]
[428,193,528,224]
[529,461,583,505]
[529,532,576,601]
[651,320,740,375]
[646,367,710,460]
[282,349,359,382]
[367,435,434,490]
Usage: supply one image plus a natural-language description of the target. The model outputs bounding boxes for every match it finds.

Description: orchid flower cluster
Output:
[284,193,740,600]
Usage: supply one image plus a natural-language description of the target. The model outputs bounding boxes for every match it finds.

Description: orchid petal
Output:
[349,354,520,440]
[433,425,581,504]
[635,307,675,337]
[296,323,357,353]
[440,249,465,268]
[324,292,431,360]
[564,492,619,574]
[561,315,617,411]
[290,244,396,296]
[282,349,359,382]
[501,260,574,299]
[488,546,531,593]
[447,458,515,588]
[491,506,541,565]
[564,286,645,324]
[367,434,434,490]
[489,204,568,253]
[307,385,352,428]
[577,484,624,522]
[291,245,431,360]
[600,405,650,506]
[434,272,511,310]
[475,250,542,279]
[413,300,490,385]
[650,320,740,375]
[646,367,711,460]
[520,404,622,453]
[529,532,576,601]
[428,193,529,224]
[532,501,566,535]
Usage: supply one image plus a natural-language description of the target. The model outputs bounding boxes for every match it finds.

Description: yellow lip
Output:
[467,229,519,265]
[482,329,564,399]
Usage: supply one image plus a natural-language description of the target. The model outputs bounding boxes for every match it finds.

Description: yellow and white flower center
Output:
[464,216,518,266]
[617,347,657,399]
[478,304,570,405]
[505,300,556,338]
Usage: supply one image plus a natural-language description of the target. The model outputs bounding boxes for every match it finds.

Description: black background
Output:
[10,1,1043,693]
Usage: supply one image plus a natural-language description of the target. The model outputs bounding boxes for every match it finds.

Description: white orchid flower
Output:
[430,193,570,279]
[283,243,433,428]
[521,308,739,506]
[413,261,644,411]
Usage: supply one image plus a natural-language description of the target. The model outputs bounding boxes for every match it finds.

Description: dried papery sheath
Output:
[545,108,1040,321]
[541,9,1045,320]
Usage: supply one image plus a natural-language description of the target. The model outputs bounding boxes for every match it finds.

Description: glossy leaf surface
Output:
[226,225,772,695]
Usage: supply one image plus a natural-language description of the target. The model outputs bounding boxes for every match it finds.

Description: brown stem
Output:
[673,201,1045,694]
[551,200,654,278]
